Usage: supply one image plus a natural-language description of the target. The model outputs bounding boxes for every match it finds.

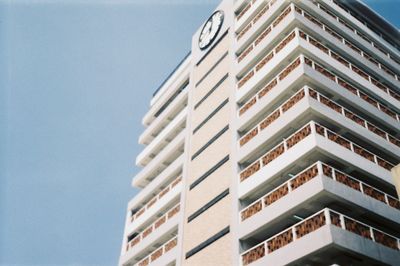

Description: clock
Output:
[198,10,224,50]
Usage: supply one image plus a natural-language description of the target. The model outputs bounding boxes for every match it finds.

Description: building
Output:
[119,0,400,265]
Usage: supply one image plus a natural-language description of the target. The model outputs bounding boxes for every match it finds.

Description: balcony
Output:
[240,208,400,265]
[308,88,400,146]
[127,204,180,253]
[239,87,305,146]
[143,54,190,127]
[239,121,395,183]
[238,60,400,136]
[297,3,400,84]
[235,0,278,41]
[238,54,305,124]
[235,8,400,120]
[236,4,399,96]
[313,0,400,67]
[316,122,394,167]
[303,56,400,122]
[132,130,185,188]
[130,176,182,223]
[240,161,400,222]
[127,188,181,241]
[135,236,178,266]
[236,2,251,22]
[238,54,303,122]
[237,27,298,90]
[237,3,293,63]
[139,96,187,146]
[239,86,400,152]
[137,110,186,167]
[293,11,400,103]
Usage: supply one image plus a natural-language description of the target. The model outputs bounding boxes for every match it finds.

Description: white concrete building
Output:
[119,0,400,265]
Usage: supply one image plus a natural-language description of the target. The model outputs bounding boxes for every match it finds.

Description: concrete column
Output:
[391,164,400,199]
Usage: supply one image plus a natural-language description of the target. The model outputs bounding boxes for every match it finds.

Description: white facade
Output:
[120,1,400,265]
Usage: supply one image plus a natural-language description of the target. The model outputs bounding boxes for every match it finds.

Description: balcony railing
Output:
[321,163,400,209]
[236,8,400,118]
[314,123,395,170]
[136,236,178,266]
[294,13,400,103]
[239,121,395,182]
[239,53,303,117]
[296,4,400,82]
[238,4,400,98]
[239,122,314,182]
[238,26,296,86]
[239,86,400,149]
[240,161,400,221]
[236,0,253,22]
[127,204,180,252]
[304,56,400,122]
[241,208,400,265]
[239,88,305,146]
[130,176,182,223]
[308,88,400,148]
[324,0,400,64]
[138,114,186,167]
[237,25,298,89]
[238,54,302,116]
[236,0,277,40]
[237,3,293,61]
[238,53,400,123]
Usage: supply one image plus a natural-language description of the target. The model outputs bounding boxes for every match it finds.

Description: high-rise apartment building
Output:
[119,0,400,265]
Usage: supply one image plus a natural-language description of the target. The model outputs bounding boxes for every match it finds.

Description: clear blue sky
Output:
[0,0,398,265]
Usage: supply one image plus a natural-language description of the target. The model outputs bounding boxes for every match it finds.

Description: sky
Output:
[0,0,398,266]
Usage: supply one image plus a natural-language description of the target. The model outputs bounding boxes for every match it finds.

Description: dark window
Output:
[127,232,138,242]
[193,99,229,134]
[185,226,230,259]
[190,155,229,190]
[194,73,228,110]
[187,188,229,222]
[195,51,228,87]
[191,125,229,160]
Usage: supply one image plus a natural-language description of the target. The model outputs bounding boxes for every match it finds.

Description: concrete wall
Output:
[178,0,235,264]
[391,164,400,199]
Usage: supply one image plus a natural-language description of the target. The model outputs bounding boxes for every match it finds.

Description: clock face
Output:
[199,10,224,50]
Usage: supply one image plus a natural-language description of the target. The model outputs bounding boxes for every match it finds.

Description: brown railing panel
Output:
[295,212,326,238]
[267,229,293,253]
